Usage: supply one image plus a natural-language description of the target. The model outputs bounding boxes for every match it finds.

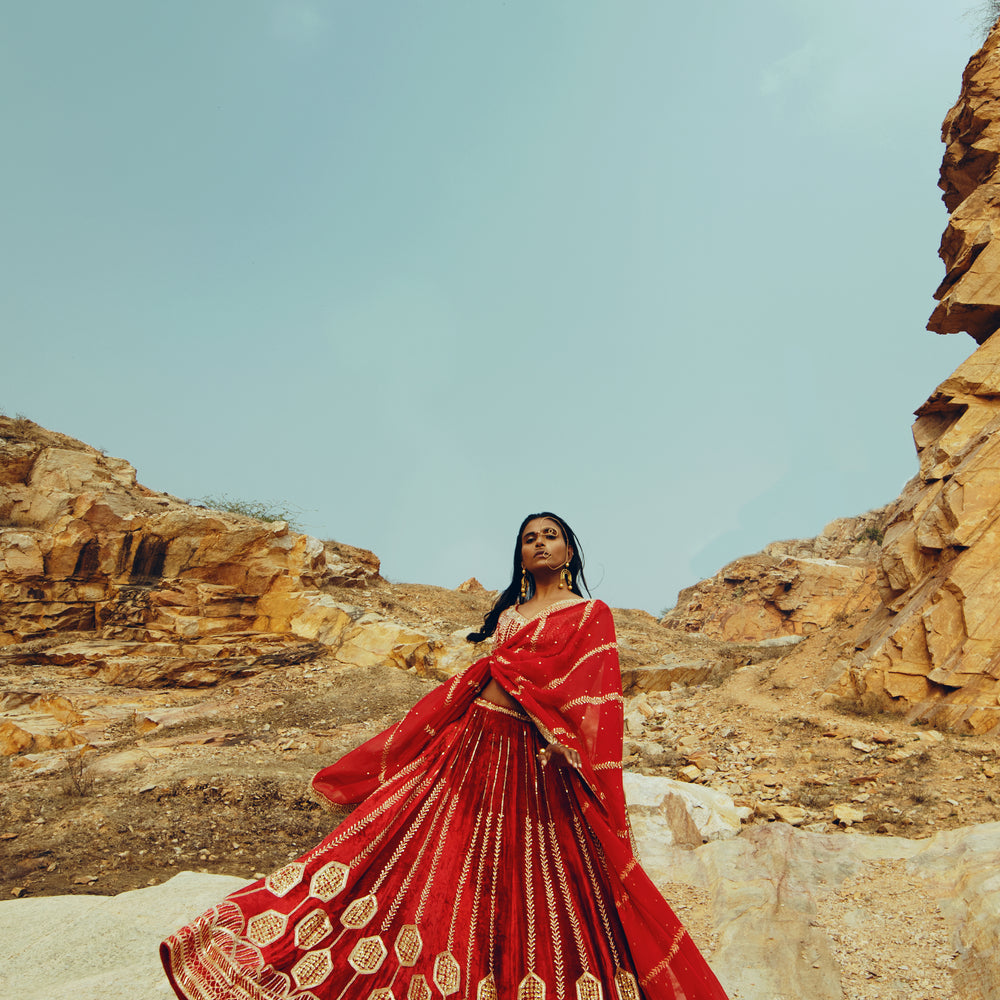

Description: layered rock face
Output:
[661,24,1000,734]
[831,22,1000,733]
[662,512,884,642]
[836,335,1000,731]
[0,417,388,684]
[929,27,1000,343]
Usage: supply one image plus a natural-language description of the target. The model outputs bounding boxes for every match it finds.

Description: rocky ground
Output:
[2,583,997,907]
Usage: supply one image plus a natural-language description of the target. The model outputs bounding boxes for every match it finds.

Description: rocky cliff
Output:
[828,21,1000,734]
[0,415,519,698]
[662,511,885,642]
[665,22,1000,735]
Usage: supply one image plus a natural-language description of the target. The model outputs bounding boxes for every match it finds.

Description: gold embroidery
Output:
[614,968,640,1000]
[518,971,546,1000]
[485,737,510,974]
[576,972,603,1000]
[545,817,589,973]
[349,935,388,975]
[524,709,556,746]
[265,861,306,897]
[535,816,565,998]
[593,761,623,771]
[341,893,378,929]
[531,617,547,646]
[413,771,466,924]
[522,794,537,969]
[477,974,498,1000]
[432,951,461,996]
[639,929,685,989]
[407,974,432,1000]
[474,697,529,721]
[291,950,333,990]
[368,990,395,1000]
[547,642,617,688]
[380,724,398,782]
[466,735,509,977]
[620,858,637,877]
[377,784,449,926]
[310,860,350,901]
[246,909,286,946]
[665,925,687,963]
[512,598,589,627]
[560,692,624,710]
[293,908,332,949]
[394,924,423,966]
[568,806,622,968]
[321,765,431,854]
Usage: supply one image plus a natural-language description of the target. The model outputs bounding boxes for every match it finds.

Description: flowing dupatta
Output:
[312,600,729,1000]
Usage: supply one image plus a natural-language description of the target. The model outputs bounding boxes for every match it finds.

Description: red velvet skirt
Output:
[161,699,648,1000]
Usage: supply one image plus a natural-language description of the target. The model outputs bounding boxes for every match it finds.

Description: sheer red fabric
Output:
[311,599,729,1000]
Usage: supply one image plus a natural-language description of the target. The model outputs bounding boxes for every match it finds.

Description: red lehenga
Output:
[161,599,729,1000]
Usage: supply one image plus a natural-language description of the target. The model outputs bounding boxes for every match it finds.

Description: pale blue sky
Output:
[1,1,984,612]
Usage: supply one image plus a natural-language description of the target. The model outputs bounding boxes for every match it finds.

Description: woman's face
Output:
[520,517,573,575]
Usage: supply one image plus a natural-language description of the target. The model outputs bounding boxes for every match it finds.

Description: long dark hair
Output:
[466,511,589,643]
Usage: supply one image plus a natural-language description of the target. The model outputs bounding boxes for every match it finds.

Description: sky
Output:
[0,1,990,613]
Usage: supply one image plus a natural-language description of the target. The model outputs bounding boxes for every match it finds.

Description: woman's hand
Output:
[537,742,581,769]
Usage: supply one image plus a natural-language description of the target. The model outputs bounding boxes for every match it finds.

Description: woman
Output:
[161,513,730,1000]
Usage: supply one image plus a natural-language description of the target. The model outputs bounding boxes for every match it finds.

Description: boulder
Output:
[0,870,250,1000]
[622,771,749,848]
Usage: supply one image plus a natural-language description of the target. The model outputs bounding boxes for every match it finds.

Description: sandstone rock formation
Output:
[661,22,1000,735]
[929,25,1000,343]
[661,511,885,642]
[0,417,379,648]
[828,21,1000,733]
[0,416,489,696]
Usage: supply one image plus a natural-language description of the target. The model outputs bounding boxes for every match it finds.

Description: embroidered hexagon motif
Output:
[576,972,603,1000]
[265,861,306,898]
[294,908,333,950]
[433,952,461,997]
[476,973,498,1000]
[310,860,350,901]
[517,971,546,1000]
[341,893,378,929]
[394,924,422,966]
[348,935,388,975]
[368,990,395,1000]
[291,950,333,990]
[407,974,432,1000]
[246,909,287,946]
[613,969,639,1000]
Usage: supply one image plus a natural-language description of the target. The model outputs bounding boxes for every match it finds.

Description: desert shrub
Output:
[64,749,95,797]
[858,524,886,545]
[195,494,303,530]
[1,412,37,441]
[973,2,1000,37]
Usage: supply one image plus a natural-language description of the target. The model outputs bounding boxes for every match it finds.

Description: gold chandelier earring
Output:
[520,567,528,601]
[560,563,572,590]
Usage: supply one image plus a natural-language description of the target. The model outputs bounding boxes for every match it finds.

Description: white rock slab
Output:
[6,823,1000,1000]
[624,770,750,848]
[0,870,249,1000]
